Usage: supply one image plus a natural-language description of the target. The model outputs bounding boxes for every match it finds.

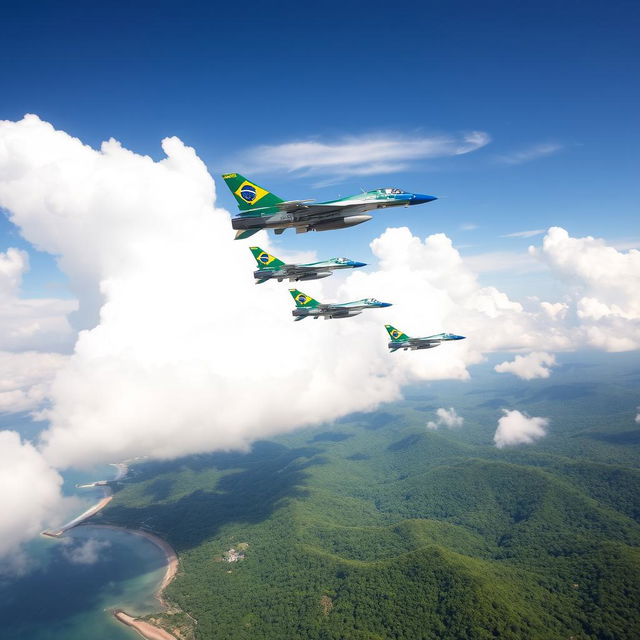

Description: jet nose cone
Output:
[377,302,393,308]
[411,193,438,205]
[352,261,367,268]
[455,334,466,340]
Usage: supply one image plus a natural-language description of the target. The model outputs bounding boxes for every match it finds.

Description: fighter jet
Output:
[290,289,391,321]
[385,325,466,352]
[250,247,366,284]
[222,173,437,240]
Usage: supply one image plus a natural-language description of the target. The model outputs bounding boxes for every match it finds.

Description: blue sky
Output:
[2,0,639,298]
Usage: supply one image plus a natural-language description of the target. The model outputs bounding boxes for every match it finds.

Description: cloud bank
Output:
[0,351,69,414]
[0,431,65,559]
[531,227,640,351]
[494,352,557,380]
[426,407,464,430]
[0,115,639,557]
[494,410,549,448]
[0,247,75,351]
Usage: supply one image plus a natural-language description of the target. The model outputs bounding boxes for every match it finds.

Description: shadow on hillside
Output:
[309,431,352,443]
[100,441,322,552]
[577,429,640,445]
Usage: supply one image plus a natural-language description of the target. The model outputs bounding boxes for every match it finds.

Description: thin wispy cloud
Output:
[496,143,563,165]
[501,229,546,238]
[238,131,491,180]
[460,223,478,231]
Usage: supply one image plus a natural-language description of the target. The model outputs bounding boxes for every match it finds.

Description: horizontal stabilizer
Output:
[235,229,260,240]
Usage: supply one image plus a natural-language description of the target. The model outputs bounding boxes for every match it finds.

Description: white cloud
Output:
[0,431,65,559]
[426,407,464,430]
[540,301,568,320]
[0,247,76,352]
[635,408,639,424]
[459,223,478,231]
[494,410,549,448]
[0,115,638,557]
[531,227,640,351]
[496,143,563,165]
[0,116,563,472]
[501,229,546,239]
[62,537,111,565]
[495,352,557,380]
[0,351,69,413]
[239,131,490,179]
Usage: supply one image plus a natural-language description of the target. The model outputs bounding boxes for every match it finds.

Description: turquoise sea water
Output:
[0,455,168,640]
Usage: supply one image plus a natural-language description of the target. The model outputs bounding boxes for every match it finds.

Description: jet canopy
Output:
[334,257,350,264]
[377,187,407,194]
[364,298,381,304]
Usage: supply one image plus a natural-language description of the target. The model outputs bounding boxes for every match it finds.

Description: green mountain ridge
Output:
[96,362,640,639]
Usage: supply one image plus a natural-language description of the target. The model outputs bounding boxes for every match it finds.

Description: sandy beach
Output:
[114,610,178,640]
[42,491,113,537]
[41,463,182,640]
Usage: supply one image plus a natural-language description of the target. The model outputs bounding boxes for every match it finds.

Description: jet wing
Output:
[239,201,356,220]
[284,264,327,273]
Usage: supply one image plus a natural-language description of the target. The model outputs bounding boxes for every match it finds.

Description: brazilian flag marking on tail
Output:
[385,324,409,341]
[250,247,285,270]
[289,289,320,308]
[222,173,284,211]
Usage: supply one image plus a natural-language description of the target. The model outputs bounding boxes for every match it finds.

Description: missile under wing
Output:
[249,247,366,284]
[222,173,437,240]
[290,289,391,321]
[385,324,465,352]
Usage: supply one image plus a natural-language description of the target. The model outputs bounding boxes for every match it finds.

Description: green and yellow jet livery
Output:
[249,246,366,284]
[290,289,391,321]
[385,324,466,352]
[222,173,437,240]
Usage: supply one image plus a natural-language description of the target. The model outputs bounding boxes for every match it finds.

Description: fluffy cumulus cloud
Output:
[239,131,490,180]
[494,410,549,448]
[426,407,464,430]
[531,227,640,351]
[0,351,69,413]
[0,247,75,351]
[0,115,638,556]
[0,116,536,471]
[0,431,65,559]
[494,352,557,380]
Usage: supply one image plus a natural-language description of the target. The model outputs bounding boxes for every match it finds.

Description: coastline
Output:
[113,610,178,640]
[41,462,183,640]
[82,523,178,608]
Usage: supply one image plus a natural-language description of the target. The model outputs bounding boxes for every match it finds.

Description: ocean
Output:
[0,431,168,640]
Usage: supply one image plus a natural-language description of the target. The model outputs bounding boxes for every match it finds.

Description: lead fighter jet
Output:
[222,173,437,240]
[249,247,366,284]
[385,325,466,352]
[290,289,391,321]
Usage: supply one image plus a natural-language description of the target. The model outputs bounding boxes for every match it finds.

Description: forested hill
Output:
[98,354,640,639]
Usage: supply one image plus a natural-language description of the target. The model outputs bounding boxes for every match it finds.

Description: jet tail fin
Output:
[385,324,410,342]
[289,289,320,308]
[250,246,285,270]
[222,173,284,212]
